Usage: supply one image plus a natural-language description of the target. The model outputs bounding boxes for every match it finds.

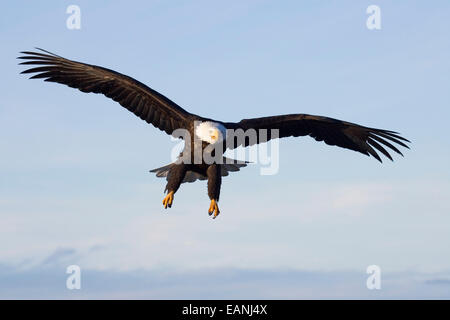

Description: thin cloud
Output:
[0,261,449,299]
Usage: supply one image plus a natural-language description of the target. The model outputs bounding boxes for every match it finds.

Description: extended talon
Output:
[208,199,220,218]
[162,191,174,209]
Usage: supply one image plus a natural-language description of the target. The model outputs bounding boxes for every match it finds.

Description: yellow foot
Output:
[162,191,174,209]
[208,199,220,219]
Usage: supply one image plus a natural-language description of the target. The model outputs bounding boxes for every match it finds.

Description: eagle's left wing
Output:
[223,114,410,162]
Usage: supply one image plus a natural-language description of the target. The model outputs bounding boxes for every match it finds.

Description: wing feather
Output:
[19,48,201,134]
[224,114,409,162]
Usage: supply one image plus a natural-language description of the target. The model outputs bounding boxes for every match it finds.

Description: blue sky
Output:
[1,1,450,298]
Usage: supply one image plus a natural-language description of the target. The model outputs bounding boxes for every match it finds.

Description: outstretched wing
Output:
[223,114,410,162]
[18,48,201,135]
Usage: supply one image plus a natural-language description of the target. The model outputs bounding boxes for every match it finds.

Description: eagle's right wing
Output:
[19,48,202,135]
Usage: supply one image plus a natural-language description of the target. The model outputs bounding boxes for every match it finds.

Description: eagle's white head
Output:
[195,121,227,144]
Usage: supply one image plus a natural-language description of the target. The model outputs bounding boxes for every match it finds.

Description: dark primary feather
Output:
[18,48,200,135]
[224,114,410,162]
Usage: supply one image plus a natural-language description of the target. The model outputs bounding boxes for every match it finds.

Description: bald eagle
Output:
[18,49,409,218]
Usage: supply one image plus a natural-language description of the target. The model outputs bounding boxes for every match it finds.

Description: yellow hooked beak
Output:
[210,129,219,141]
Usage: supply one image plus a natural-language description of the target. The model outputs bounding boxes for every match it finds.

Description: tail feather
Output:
[150,157,248,183]
[149,163,174,178]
